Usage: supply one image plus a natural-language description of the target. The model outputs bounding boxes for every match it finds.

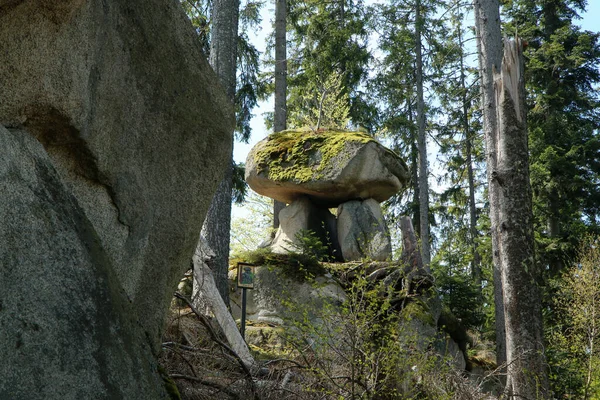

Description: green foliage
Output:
[548,236,600,399]
[281,270,439,399]
[285,0,377,130]
[289,71,352,130]
[290,229,331,262]
[432,262,485,330]
[232,161,248,204]
[230,192,273,256]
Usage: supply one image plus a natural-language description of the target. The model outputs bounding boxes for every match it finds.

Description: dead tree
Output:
[492,37,549,399]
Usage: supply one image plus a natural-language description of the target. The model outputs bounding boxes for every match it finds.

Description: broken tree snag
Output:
[400,216,427,275]
[191,237,257,370]
[493,37,549,399]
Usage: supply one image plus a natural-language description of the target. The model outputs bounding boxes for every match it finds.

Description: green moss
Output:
[401,299,435,325]
[157,365,181,400]
[231,248,327,282]
[253,128,375,182]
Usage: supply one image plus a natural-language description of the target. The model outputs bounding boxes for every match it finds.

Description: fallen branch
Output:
[170,373,239,399]
[174,292,260,399]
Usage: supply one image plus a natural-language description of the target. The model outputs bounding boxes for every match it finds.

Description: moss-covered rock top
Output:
[245,128,409,206]
[253,128,376,183]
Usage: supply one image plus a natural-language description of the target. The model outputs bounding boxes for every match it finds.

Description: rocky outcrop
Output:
[245,129,409,207]
[0,1,233,398]
[337,199,392,261]
[246,129,406,261]
[230,266,346,326]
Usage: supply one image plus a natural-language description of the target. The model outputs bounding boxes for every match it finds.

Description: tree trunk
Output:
[415,0,430,269]
[272,0,287,232]
[494,37,549,399]
[400,216,426,276]
[192,240,256,369]
[473,0,506,374]
[198,0,240,305]
[458,23,482,287]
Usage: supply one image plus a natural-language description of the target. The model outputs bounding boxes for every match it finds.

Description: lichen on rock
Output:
[253,128,375,183]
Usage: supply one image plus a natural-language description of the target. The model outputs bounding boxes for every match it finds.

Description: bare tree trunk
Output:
[495,38,549,399]
[415,0,430,268]
[272,0,287,232]
[473,0,506,374]
[198,0,240,305]
[192,243,256,369]
[400,216,426,276]
[458,23,482,287]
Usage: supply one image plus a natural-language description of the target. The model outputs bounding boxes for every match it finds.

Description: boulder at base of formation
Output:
[337,199,392,261]
[270,196,341,260]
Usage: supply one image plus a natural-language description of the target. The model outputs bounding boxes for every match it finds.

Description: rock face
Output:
[337,199,392,261]
[230,267,346,326]
[0,1,233,398]
[245,129,409,207]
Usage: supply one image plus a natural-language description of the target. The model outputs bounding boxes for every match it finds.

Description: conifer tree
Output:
[502,0,600,277]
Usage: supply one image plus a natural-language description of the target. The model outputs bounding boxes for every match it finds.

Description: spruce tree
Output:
[503,0,600,277]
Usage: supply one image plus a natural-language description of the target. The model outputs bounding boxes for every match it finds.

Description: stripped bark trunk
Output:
[192,238,256,369]
[494,37,549,399]
[272,0,287,232]
[473,0,506,373]
[415,0,430,268]
[400,216,426,276]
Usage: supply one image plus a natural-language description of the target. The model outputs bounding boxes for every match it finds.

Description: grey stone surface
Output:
[436,334,467,371]
[271,197,341,260]
[0,127,165,399]
[0,0,233,398]
[337,199,392,261]
[230,266,346,326]
[0,0,233,342]
[245,132,409,207]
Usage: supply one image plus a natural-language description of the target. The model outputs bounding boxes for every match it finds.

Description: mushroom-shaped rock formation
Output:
[245,129,410,207]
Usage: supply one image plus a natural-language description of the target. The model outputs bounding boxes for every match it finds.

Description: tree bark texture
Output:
[209,0,239,101]
[272,0,287,231]
[415,0,430,270]
[473,0,506,372]
[199,0,240,305]
[494,38,549,399]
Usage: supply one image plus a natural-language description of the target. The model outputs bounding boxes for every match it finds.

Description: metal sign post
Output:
[237,263,255,340]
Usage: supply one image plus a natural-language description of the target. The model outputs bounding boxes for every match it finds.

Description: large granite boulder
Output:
[0,126,163,399]
[245,129,409,207]
[230,266,346,326]
[0,1,233,398]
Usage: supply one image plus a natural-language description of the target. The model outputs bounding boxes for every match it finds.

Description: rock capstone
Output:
[245,129,409,207]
